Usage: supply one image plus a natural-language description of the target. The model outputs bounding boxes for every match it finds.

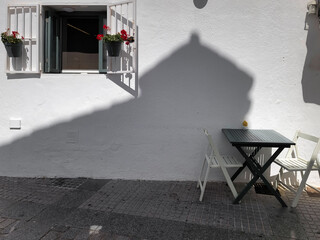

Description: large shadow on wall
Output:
[0,33,253,180]
[302,14,320,104]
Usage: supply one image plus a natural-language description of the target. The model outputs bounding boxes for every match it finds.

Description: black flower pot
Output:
[106,41,122,57]
[4,42,22,57]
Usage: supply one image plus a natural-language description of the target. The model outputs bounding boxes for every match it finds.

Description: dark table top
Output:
[222,129,295,147]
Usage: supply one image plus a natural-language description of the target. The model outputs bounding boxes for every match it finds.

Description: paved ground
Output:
[0,177,318,240]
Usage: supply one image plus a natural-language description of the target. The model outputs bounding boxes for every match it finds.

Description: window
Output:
[6,1,136,75]
[62,16,100,71]
[44,9,104,73]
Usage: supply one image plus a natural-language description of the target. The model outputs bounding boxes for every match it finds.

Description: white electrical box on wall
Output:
[9,118,21,130]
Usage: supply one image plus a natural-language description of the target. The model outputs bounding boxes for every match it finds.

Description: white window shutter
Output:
[6,5,40,73]
[104,0,136,74]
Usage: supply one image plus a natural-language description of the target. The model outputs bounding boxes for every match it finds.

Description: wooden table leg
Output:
[233,147,287,207]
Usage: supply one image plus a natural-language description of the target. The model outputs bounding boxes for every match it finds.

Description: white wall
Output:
[0,0,319,185]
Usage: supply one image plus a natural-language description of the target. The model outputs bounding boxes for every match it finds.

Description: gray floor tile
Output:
[78,179,110,192]
[31,206,76,226]
[0,198,16,212]
[53,190,96,209]
[63,208,110,228]
[41,230,62,240]
[0,201,46,220]
[0,178,318,240]
[61,227,83,239]
[3,220,51,240]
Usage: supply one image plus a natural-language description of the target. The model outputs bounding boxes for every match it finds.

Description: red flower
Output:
[21,36,24,40]
[120,29,128,41]
[96,34,104,40]
[120,29,128,40]
[125,41,130,45]
[103,25,110,31]
[12,31,18,38]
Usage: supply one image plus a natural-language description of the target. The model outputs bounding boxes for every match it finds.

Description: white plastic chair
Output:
[197,129,243,201]
[274,130,320,207]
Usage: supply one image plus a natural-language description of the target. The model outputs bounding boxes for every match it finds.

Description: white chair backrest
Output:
[203,129,224,166]
[287,130,320,167]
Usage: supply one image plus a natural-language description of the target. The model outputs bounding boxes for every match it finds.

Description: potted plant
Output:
[1,28,24,57]
[96,25,134,57]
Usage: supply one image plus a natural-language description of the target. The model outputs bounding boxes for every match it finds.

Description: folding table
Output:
[222,129,295,207]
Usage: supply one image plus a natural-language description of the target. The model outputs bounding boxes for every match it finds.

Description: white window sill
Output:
[61,70,100,74]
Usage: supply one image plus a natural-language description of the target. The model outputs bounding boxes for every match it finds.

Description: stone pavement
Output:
[0,177,318,240]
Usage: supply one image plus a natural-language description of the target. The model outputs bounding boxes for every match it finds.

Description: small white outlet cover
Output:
[9,119,21,129]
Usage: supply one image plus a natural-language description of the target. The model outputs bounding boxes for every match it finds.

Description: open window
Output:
[6,1,136,75]
[44,8,104,73]
[43,2,136,74]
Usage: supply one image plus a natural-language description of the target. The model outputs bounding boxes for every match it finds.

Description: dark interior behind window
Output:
[62,17,99,70]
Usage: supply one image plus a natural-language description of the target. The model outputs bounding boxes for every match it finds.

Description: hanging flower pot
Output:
[96,25,134,57]
[1,29,24,58]
[106,41,122,57]
[4,42,22,57]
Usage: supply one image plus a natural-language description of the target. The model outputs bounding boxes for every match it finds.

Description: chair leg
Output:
[197,158,206,189]
[300,171,306,191]
[220,167,238,199]
[199,162,211,201]
[274,167,283,189]
[292,169,312,208]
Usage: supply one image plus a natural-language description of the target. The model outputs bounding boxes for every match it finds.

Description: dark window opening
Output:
[62,17,99,70]
[44,11,104,73]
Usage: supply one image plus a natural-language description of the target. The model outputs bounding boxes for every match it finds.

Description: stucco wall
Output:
[0,0,319,185]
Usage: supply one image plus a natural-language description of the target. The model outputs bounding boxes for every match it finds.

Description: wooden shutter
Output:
[6,5,40,73]
[99,0,136,74]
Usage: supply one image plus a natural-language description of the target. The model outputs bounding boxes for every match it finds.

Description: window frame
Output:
[44,10,105,73]
[6,1,136,76]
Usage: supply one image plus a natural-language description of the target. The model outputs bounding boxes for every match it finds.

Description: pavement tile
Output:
[113,236,131,240]
[63,209,110,228]
[46,178,88,189]
[51,224,70,233]
[228,229,267,240]
[0,218,16,229]
[0,219,20,236]
[130,215,185,240]
[0,186,31,201]
[3,220,52,240]
[96,213,145,238]
[267,211,307,239]
[22,186,71,205]
[78,179,110,192]
[60,227,83,239]
[53,190,96,209]
[0,178,318,240]
[31,206,77,227]
[79,191,119,212]
[73,228,91,240]
[0,201,47,220]
[41,230,61,240]
[182,223,229,240]
[0,199,15,212]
